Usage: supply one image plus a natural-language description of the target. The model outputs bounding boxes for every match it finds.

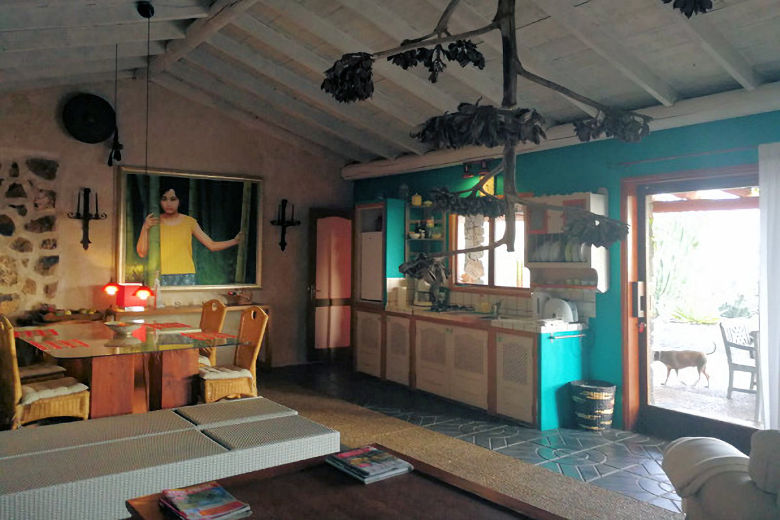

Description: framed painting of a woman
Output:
[117,166,262,289]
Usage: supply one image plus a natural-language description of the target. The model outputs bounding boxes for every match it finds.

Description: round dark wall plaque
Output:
[62,93,116,144]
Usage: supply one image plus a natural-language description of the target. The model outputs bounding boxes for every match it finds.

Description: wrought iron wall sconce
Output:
[270,199,300,251]
[67,187,106,250]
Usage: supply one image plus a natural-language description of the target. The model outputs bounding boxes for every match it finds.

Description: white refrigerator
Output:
[360,231,383,301]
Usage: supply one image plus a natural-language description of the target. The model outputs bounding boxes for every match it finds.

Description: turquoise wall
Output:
[355,110,780,427]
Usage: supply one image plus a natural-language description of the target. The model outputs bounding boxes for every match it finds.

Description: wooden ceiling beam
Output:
[168,61,374,162]
[424,0,597,118]
[0,41,165,70]
[208,33,426,155]
[0,70,135,94]
[257,0,461,113]
[232,15,423,128]
[148,0,260,76]
[0,21,185,53]
[153,73,348,162]
[0,1,208,32]
[186,47,400,159]
[335,0,504,105]
[7,57,147,83]
[670,11,763,91]
[529,0,679,107]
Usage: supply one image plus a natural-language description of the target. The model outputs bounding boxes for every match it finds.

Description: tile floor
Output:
[260,362,683,514]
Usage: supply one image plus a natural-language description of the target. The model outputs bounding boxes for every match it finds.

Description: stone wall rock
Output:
[25,158,58,180]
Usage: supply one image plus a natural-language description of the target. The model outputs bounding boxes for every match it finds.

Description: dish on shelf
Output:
[548,241,561,262]
[423,200,433,207]
[408,231,421,239]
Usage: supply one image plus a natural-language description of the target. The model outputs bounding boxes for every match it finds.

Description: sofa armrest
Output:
[685,469,778,520]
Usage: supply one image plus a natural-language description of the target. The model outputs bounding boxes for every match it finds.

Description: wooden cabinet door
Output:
[385,316,410,386]
[355,311,382,377]
[496,332,536,425]
[449,326,488,409]
[414,321,449,398]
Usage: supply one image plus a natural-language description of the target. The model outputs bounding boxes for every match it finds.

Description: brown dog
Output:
[653,344,716,387]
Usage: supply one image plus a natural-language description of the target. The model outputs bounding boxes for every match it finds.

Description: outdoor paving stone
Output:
[468,425,546,449]
[495,442,570,465]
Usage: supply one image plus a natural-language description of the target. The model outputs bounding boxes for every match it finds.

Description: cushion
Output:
[748,429,780,504]
[19,363,66,380]
[21,377,88,405]
[199,365,252,380]
[198,355,212,367]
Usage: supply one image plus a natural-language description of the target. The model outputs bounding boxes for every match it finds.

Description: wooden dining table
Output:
[15,321,243,419]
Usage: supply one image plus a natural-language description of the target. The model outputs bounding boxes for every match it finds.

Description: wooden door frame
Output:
[621,164,758,446]
[306,208,353,363]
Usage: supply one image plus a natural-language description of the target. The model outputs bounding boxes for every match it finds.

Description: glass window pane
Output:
[455,214,489,285]
[494,212,529,288]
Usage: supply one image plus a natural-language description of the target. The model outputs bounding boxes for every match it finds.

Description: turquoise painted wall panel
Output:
[538,333,584,431]
[354,110,780,427]
[385,198,406,279]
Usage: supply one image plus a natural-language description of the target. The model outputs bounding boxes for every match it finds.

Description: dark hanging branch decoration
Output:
[573,110,652,143]
[661,0,713,18]
[412,102,546,149]
[399,254,450,284]
[321,52,374,102]
[388,39,485,83]
[321,0,645,271]
[562,208,629,248]
[430,187,504,218]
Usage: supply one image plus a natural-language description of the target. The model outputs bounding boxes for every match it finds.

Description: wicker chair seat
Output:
[19,363,66,383]
[21,377,88,405]
[199,365,252,380]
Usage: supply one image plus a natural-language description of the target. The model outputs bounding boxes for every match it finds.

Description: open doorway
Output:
[644,186,761,428]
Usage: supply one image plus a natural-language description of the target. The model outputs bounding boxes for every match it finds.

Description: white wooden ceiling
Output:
[2,0,779,170]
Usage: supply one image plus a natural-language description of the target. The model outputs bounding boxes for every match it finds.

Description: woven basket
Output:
[570,380,616,431]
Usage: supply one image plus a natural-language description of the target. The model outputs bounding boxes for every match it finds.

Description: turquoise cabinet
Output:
[537,331,585,430]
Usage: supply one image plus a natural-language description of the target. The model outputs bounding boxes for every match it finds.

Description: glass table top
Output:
[15,320,243,359]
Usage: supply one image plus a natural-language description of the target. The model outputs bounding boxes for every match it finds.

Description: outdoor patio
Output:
[649,321,760,428]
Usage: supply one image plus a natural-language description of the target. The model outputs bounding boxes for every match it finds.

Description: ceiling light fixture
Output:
[108,43,124,166]
[137,1,154,178]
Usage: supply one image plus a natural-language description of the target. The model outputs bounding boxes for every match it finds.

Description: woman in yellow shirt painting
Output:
[136,187,241,286]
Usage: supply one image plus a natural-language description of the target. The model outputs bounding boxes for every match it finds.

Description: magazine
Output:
[159,481,251,520]
[326,446,413,484]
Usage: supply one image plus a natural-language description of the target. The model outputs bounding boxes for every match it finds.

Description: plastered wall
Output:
[0,80,352,366]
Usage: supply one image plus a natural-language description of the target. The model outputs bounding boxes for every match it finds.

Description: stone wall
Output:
[0,157,60,315]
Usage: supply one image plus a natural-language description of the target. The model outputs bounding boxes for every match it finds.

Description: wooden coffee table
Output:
[126,445,560,520]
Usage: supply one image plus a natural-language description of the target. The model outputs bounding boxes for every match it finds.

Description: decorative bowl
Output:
[104,321,142,337]
[408,232,421,239]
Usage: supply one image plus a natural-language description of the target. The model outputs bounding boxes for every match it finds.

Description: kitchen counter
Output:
[384,305,586,333]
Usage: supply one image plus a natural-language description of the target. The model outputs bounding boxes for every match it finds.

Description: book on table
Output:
[326,446,413,484]
[159,481,251,520]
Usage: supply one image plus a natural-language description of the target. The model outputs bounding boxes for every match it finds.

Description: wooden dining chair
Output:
[198,299,227,367]
[199,306,268,403]
[0,315,90,429]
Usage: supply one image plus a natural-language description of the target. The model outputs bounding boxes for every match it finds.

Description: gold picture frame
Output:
[116,166,263,290]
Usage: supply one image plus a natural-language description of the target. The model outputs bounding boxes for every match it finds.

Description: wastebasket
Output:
[570,380,616,431]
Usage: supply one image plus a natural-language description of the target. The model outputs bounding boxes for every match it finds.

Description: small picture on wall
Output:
[117,166,262,289]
